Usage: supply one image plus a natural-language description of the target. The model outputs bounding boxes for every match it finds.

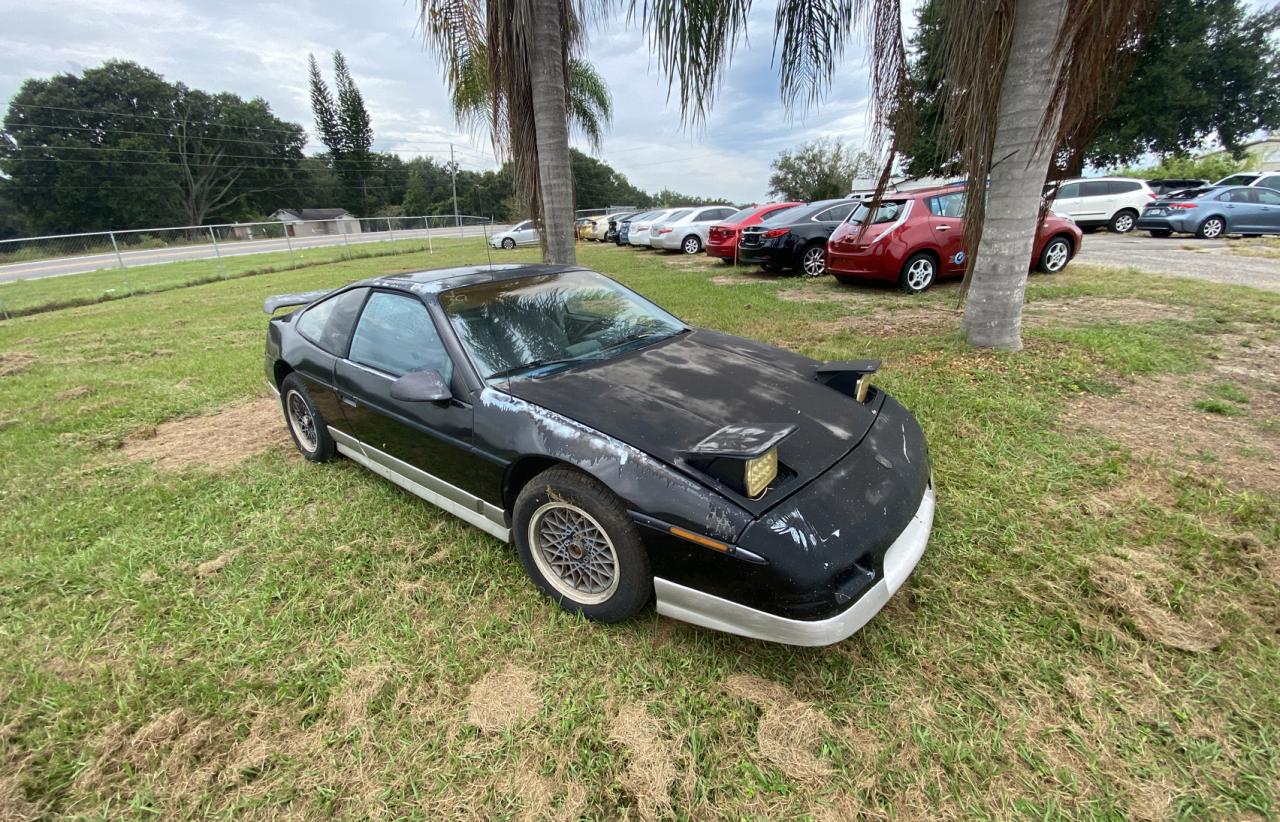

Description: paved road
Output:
[0,224,503,284]
[1075,231,1279,292]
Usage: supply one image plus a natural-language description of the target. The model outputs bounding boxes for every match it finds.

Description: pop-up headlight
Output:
[683,424,796,500]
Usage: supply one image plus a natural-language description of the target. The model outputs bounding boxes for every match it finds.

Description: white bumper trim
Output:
[653,484,935,646]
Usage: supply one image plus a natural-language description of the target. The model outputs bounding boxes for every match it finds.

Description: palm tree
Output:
[420,0,604,265]
[638,0,1154,350]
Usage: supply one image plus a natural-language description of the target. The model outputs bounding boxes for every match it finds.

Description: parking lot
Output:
[1076,232,1279,292]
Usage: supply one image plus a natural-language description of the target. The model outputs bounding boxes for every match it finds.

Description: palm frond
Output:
[628,0,753,123]
[567,58,612,150]
[772,0,854,110]
[418,0,487,104]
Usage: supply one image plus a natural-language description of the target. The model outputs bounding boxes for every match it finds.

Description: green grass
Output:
[1,241,1277,820]
[0,236,482,318]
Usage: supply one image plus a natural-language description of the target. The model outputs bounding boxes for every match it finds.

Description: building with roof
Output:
[271,208,362,238]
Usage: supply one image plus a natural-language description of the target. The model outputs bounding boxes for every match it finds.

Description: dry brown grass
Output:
[120,397,291,472]
[1093,551,1225,652]
[192,551,237,578]
[608,703,679,821]
[0,350,37,377]
[723,674,836,783]
[464,664,541,733]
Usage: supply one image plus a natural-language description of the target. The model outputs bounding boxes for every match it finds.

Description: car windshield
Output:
[440,270,686,380]
[760,206,801,224]
[1167,188,1212,200]
[1216,174,1258,186]
[847,200,908,224]
[722,206,759,223]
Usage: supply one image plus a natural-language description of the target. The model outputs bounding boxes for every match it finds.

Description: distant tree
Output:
[0,60,304,234]
[307,50,376,213]
[0,179,30,241]
[1080,0,1280,171]
[767,139,879,202]
[1115,152,1256,182]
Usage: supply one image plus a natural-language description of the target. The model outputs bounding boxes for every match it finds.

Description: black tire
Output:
[1196,216,1226,239]
[1109,209,1138,234]
[1035,235,1073,274]
[898,252,936,294]
[799,243,827,277]
[1147,229,1172,238]
[833,274,858,286]
[680,235,703,255]
[280,373,336,463]
[513,467,652,623]
[1081,226,1100,234]
[501,237,515,249]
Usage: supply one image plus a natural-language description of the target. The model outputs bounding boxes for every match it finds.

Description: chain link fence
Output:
[0,214,506,318]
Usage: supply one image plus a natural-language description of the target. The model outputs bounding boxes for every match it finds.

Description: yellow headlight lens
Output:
[744,448,778,498]
[855,376,870,402]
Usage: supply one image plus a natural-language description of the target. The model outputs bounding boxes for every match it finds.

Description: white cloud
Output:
[0,0,915,202]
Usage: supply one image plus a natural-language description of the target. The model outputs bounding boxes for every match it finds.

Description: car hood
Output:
[503,329,881,514]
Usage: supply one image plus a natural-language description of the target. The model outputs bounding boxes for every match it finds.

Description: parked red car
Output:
[706,202,803,263]
[826,186,1083,293]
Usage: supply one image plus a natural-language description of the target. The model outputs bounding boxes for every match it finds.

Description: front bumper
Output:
[654,483,935,646]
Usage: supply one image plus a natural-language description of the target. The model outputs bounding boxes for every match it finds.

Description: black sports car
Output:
[737,198,860,277]
[263,264,935,645]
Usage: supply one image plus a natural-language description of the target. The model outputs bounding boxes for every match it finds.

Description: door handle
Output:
[935,225,950,231]
[342,396,357,407]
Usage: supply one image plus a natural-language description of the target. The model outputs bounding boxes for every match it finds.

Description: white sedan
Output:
[650,205,740,253]
[489,220,539,249]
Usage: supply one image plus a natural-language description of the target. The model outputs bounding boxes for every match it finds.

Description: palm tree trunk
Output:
[961,0,1068,351]
[528,1,576,265]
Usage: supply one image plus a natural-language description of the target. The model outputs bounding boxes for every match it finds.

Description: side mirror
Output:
[390,369,451,403]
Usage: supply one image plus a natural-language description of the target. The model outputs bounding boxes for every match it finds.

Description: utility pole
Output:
[450,143,461,236]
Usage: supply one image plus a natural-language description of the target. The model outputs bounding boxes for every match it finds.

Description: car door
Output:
[514,221,538,245]
[926,192,967,272]
[289,287,370,434]
[1254,188,1280,232]
[333,290,488,500]
[1076,180,1113,222]
[1050,182,1081,219]
[1219,188,1262,232]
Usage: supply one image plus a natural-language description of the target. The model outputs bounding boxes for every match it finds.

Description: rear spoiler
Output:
[263,290,332,315]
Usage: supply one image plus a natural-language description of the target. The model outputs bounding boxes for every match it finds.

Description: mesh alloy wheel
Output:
[801,246,826,277]
[285,389,318,453]
[527,501,620,605]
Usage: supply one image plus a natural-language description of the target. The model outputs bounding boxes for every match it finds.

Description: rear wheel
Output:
[1196,216,1226,239]
[680,235,702,254]
[280,374,336,463]
[1147,229,1172,238]
[1036,236,1072,273]
[501,237,515,249]
[1110,209,1138,233]
[513,467,652,623]
[898,253,936,294]
[799,244,827,277]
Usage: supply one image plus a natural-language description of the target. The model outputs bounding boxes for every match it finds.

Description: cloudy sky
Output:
[0,0,910,203]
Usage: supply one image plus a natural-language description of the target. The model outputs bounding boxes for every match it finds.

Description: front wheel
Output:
[1109,209,1138,233]
[280,374,336,463]
[501,237,515,249]
[799,244,827,277]
[1196,216,1226,239]
[1147,229,1172,238]
[899,253,936,294]
[680,235,703,255]
[513,467,652,623]
[1036,237,1072,274]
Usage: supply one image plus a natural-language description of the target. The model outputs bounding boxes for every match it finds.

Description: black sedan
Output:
[263,264,935,645]
[737,199,861,277]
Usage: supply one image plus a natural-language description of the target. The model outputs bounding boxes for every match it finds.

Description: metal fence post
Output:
[283,225,297,268]
[386,217,396,243]
[208,226,226,278]
[427,216,434,254]
[340,219,350,258]
[109,231,133,295]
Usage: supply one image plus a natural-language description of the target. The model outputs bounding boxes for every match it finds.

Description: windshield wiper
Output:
[487,357,583,380]
[594,328,684,356]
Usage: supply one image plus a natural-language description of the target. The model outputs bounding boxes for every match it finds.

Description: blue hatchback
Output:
[1137,185,1280,239]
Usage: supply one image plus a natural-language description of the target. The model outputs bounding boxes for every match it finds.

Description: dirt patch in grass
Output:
[465,664,540,733]
[192,551,237,578]
[54,385,93,401]
[333,663,390,734]
[609,703,678,820]
[120,397,289,472]
[1093,550,1224,652]
[0,350,37,377]
[1023,296,1195,327]
[723,674,835,783]
[1063,334,1280,493]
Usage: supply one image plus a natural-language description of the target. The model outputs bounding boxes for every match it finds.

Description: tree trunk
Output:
[527,0,576,265]
[961,0,1068,350]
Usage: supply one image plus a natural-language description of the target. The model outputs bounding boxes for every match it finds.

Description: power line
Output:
[0,153,495,173]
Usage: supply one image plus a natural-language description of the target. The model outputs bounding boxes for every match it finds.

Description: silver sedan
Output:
[650,205,740,253]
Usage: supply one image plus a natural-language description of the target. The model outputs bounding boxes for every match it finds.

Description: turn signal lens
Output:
[669,527,731,553]
[744,448,778,498]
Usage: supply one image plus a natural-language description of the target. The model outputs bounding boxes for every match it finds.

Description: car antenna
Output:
[482,217,494,270]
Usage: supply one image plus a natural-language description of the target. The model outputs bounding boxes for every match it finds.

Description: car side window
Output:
[1219,189,1256,203]
[1108,181,1141,194]
[1080,181,1110,197]
[1256,189,1280,205]
[928,192,966,218]
[348,292,454,381]
[296,288,368,355]
[1258,176,1280,191]
[816,204,855,222]
[1055,183,1080,200]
